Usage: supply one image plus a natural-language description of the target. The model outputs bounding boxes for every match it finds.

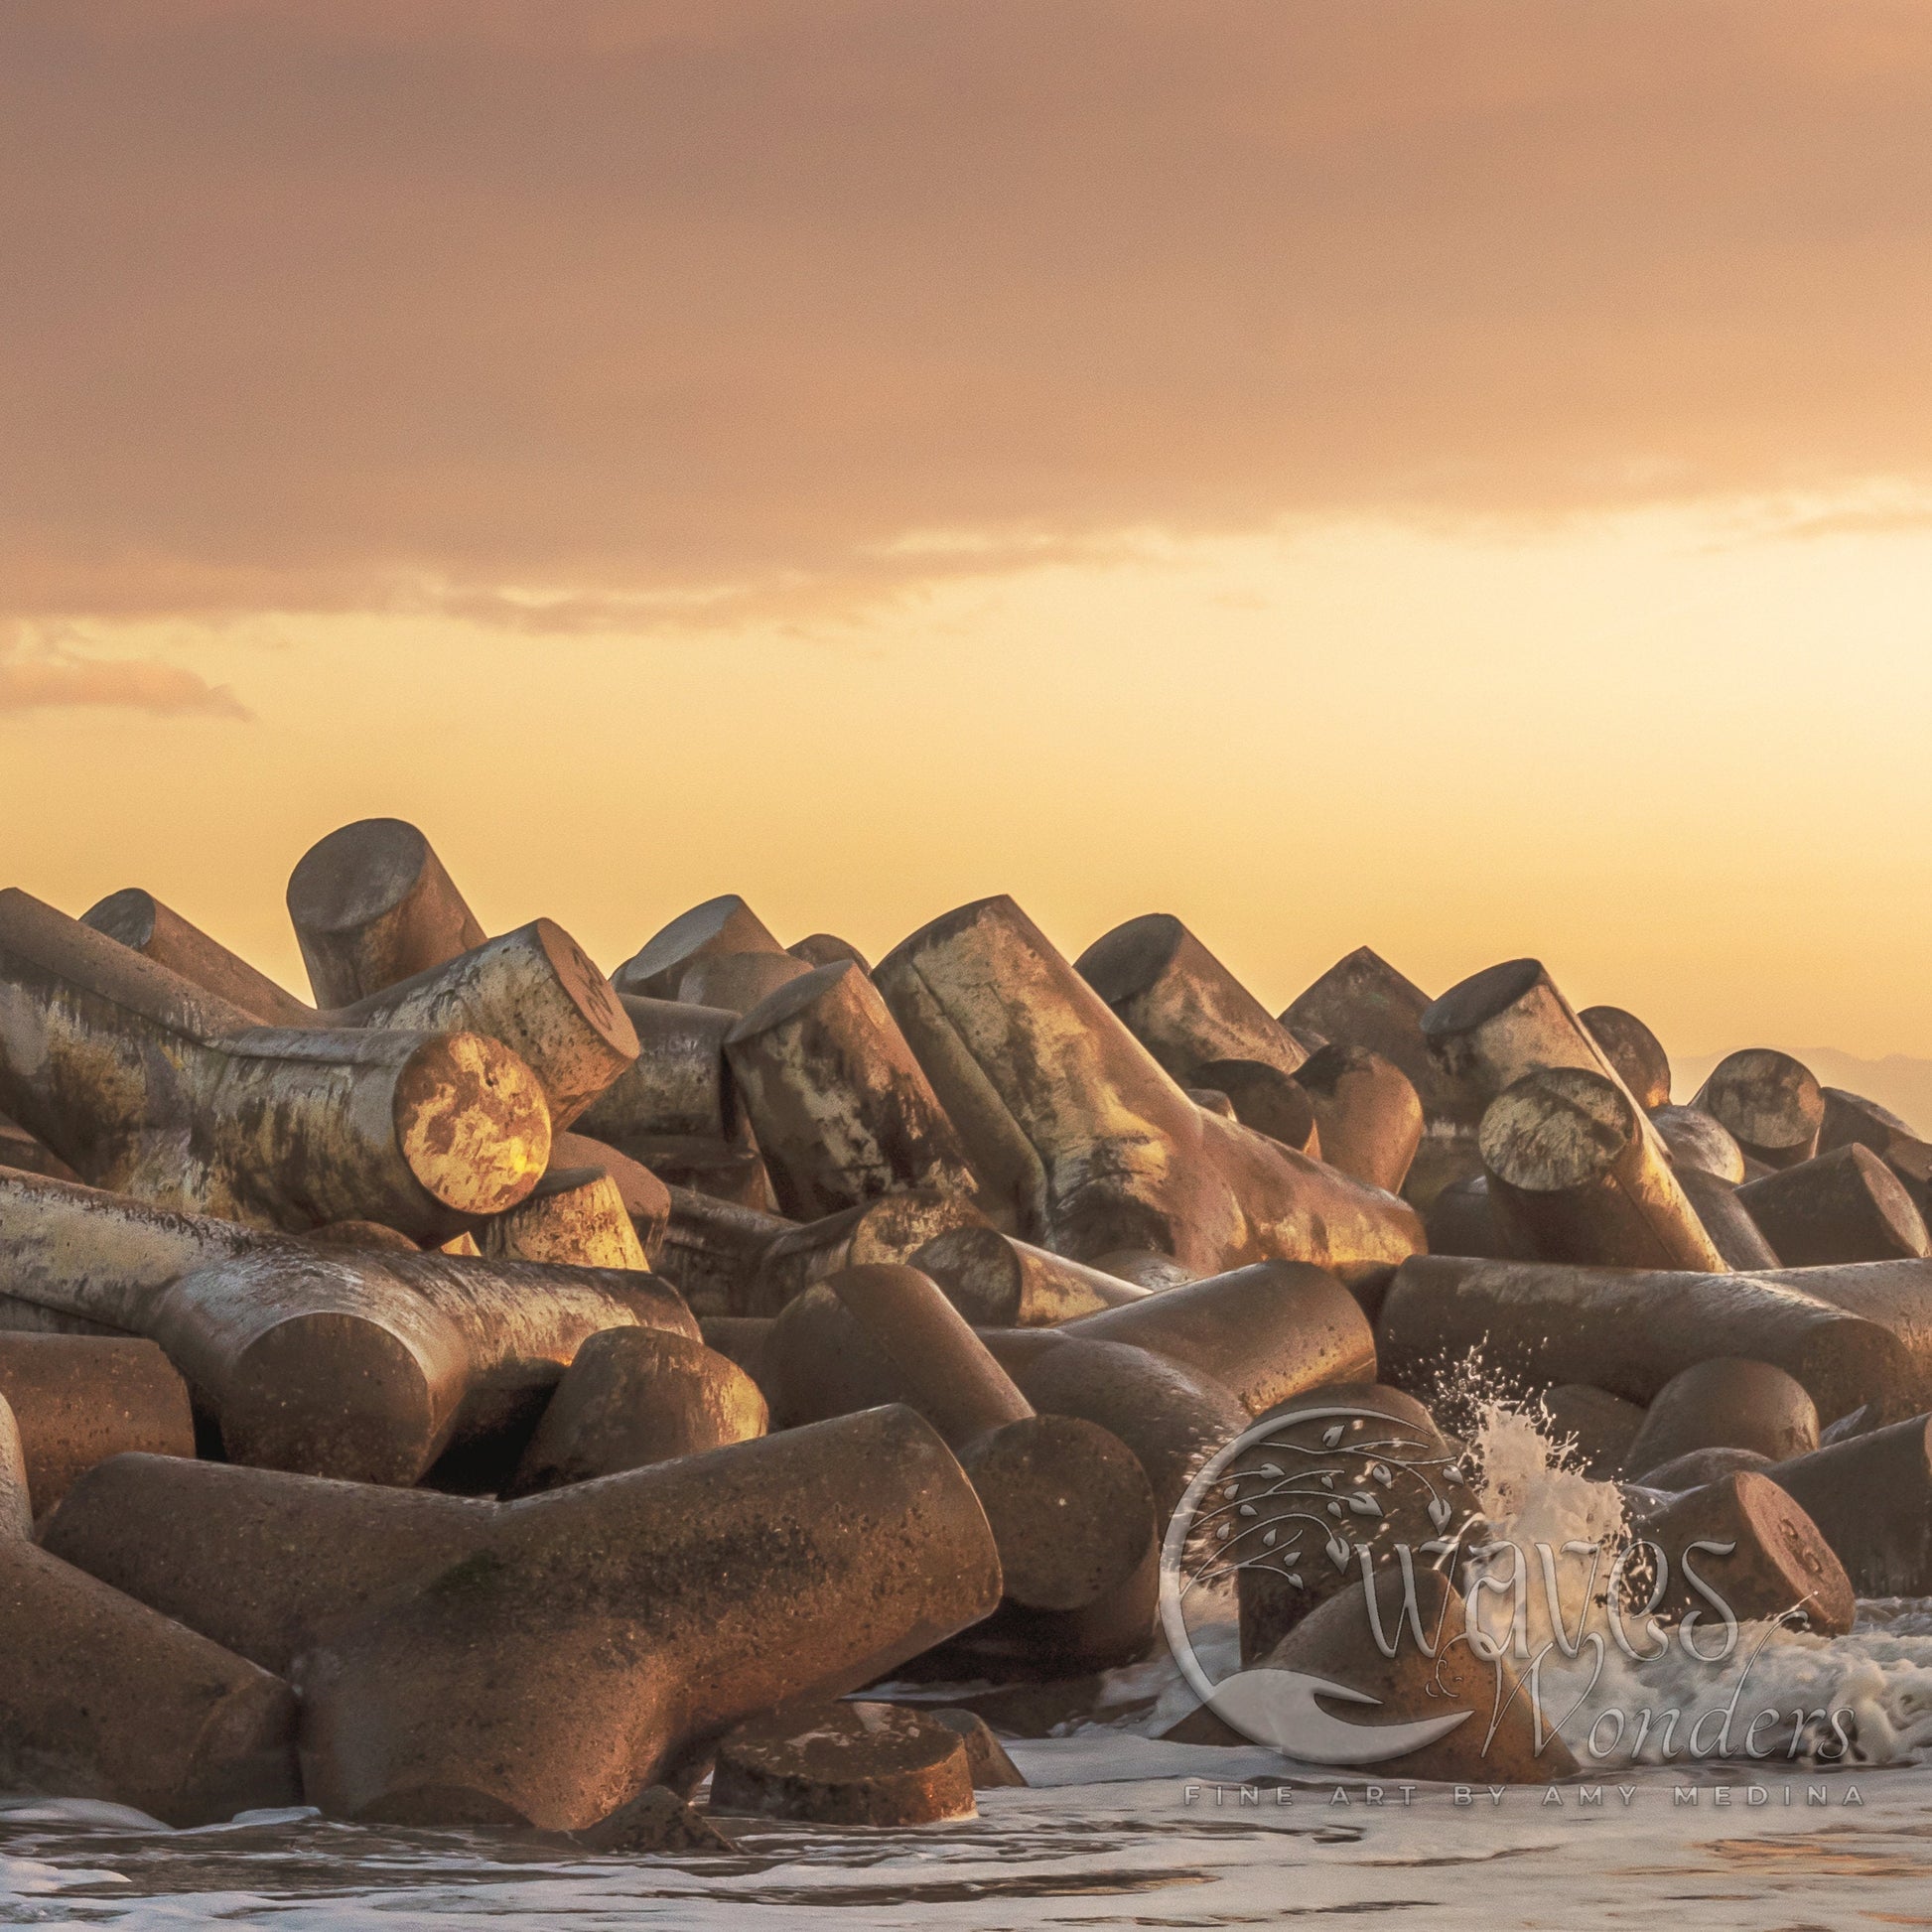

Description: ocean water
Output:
[8,1407,1932,1928]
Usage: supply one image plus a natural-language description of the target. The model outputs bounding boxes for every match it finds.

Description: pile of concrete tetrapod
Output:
[0,819,1926,1838]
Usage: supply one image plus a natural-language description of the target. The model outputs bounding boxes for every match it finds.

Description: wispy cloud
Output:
[0,649,250,719]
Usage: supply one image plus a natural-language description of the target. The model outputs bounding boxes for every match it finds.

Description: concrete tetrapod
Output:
[1620,1358,1819,1474]
[1736,1145,1932,1266]
[1477,1066,1728,1271]
[724,960,979,1220]
[285,817,486,1008]
[612,896,787,1001]
[0,890,550,1240]
[875,897,1422,1280]
[1283,1044,1422,1193]
[910,1225,1146,1326]
[767,1266,1157,1623]
[1693,1050,1825,1172]
[0,1333,195,1514]
[1377,1255,1914,1428]
[0,1169,697,1483]
[1579,1005,1672,1112]
[295,1405,1004,1830]
[1764,1417,1932,1596]
[1075,913,1307,1082]
[506,1329,767,1496]
[1638,1471,1854,1636]
[1053,1261,1378,1417]
[86,897,638,1137]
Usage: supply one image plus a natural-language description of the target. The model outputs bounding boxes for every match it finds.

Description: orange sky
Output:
[4,2,1932,1061]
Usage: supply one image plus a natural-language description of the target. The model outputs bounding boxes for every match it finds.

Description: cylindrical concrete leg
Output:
[1187,1059,1320,1156]
[40,1452,498,1674]
[1675,1166,1782,1270]
[0,1334,195,1514]
[787,933,872,974]
[725,960,979,1219]
[286,817,485,1007]
[1736,1144,1931,1266]
[1058,1261,1378,1416]
[1421,1175,1511,1261]
[483,1167,649,1272]
[1075,913,1307,1081]
[344,920,638,1130]
[1621,1358,1819,1474]
[1376,1255,1914,1428]
[1286,1044,1423,1193]
[1650,1104,1748,1182]
[1479,1066,1727,1271]
[0,1395,29,1538]
[612,896,785,1001]
[0,1538,300,1824]
[910,1225,1145,1325]
[752,1190,989,1315]
[1693,1050,1825,1172]
[1765,1416,1932,1596]
[1638,1471,1853,1636]
[1279,946,1458,1128]
[1579,1005,1672,1112]
[577,996,742,1147]
[83,887,317,1027]
[678,951,814,1014]
[506,1329,766,1496]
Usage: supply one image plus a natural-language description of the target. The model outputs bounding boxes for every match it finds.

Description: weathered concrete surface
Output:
[613,897,785,1001]
[1693,1049,1825,1171]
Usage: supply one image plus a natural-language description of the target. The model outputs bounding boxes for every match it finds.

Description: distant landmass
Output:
[1671,1048,1932,1140]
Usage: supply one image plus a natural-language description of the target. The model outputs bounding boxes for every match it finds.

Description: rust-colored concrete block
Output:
[83,887,316,1026]
[1675,1167,1782,1270]
[0,1333,194,1514]
[1478,1066,1727,1271]
[1077,913,1307,1082]
[483,1166,649,1272]
[1693,1050,1825,1172]
[1579,1004,1672,1111]
[1766,1416,1932,1596]
[1537,1383,1646,1477]
[876,897,1421,1281]
[613,897,785,1001]
[726,960,979,1220]
[1736,1144,1931,1266]
[787,933,872,974]
[710,1703,975,1826]
[286,818,485,1008]
[1286,1044,1422,1193]
[507,1328,766,1495]
[677,950,814,1015]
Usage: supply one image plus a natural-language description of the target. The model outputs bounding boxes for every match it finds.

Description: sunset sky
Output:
[5,3,1932,1065]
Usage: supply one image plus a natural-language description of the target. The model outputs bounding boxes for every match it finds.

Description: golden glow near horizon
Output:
[5,6,1932,1074]
[8,499,1932,1065]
